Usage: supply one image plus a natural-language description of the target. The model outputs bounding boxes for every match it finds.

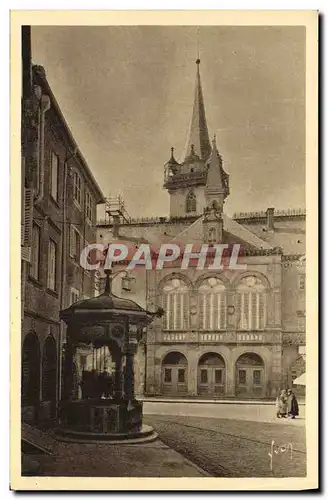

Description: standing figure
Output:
[277,389,288,418]
[287,389,299,418]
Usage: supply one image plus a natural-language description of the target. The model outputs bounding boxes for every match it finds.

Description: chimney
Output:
[266,207,275,232]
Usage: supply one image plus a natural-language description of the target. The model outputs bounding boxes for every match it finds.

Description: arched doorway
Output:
[197,353,226,396]
[42,335,57,418]
[21,332,40,423]
[235,352,265,398]
[162,352,188,396]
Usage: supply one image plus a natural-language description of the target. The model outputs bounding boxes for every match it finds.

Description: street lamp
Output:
[104,268,136,293]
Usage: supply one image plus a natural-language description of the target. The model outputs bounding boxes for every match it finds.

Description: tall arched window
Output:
[162,278,189,330]
[236,276,267,330]
[198,277,227,330]
[208,227,217,243]
[186,190,196,213]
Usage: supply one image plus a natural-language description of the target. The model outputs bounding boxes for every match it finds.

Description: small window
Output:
[178,368,185,383]
[215,369,222,384]
[208,227,217,243]
[47,239,57,291]
[50,152,59,201]
[200,369,208,384]
[30,223,41,280]
[70,225,81,261]
[253,370,261,386]
[291,371,297,381]
[73,170,82,206]
[238,370,246,385]
[164,368,172,383]
[85,191,93,222]
[186,190,196,213]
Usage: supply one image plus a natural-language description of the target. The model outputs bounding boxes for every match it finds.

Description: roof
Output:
[62,292,144,315]
[184,60,211,162]
[223,214,273,250]
[170,213,273,250]
[32,65,105,205]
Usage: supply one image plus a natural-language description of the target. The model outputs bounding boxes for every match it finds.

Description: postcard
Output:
[11,9,318,491]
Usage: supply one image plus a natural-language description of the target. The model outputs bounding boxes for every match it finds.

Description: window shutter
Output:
[51,152,59,201]
[69,225,75,258]
[183,293,189,330]
[251,293,257,330]
[22,188,33,246]
[169,294,174,330]
[219,293,226,329]
[259,294,265,329]
[175,294,182,329]
[198,294,204,329]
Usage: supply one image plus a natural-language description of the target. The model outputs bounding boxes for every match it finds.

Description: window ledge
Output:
[27,276,43,289]
[236,329,266,332]
[162,329,188,333]
[46,288,59,298]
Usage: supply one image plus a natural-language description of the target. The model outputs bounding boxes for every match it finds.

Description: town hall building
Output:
[97,59,306,400]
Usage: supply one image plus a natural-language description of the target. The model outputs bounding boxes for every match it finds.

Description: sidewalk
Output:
[23,437,209,477]
[140,396,306,405]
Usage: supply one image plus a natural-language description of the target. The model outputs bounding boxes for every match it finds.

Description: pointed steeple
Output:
[205,135,229,207]
[185,59,211,162]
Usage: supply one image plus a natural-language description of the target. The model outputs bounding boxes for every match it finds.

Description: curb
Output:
[158,440,212,477]
[141,398,306,406]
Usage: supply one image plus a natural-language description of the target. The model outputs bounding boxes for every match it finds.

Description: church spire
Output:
[185,59,211,162]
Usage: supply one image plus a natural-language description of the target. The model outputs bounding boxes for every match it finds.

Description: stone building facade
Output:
[97,59,306,399]
[21,28,104,424]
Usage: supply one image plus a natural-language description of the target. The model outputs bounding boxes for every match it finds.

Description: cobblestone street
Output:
[144,412,306,477]
[25,402,306,478]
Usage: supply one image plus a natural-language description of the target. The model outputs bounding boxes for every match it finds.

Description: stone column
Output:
[187,347,198,396]
[124,325,138,400]
[270,341,283,398]
[124,351,135,400]
[225,349,235,396]
[62,336,75,401]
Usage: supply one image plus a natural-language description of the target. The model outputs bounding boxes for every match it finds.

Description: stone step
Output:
[21,422,57,455]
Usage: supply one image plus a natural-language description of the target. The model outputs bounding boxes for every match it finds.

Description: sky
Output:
[31,26,305,218]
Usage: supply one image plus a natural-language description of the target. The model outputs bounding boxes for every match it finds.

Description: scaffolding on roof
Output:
[105,194,131,224]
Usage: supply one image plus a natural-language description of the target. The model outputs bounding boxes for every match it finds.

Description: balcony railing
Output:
[160,331,281,344]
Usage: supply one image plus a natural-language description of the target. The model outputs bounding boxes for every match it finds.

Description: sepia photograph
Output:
[11,10,318,491]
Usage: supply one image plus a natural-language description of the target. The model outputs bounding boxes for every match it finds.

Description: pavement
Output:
[143,400,305,425]
[140,396,306,405]
[22,402,305,478]
[23,437,208,477]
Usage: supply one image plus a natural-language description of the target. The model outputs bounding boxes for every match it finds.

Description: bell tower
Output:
[163,59,211,218]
